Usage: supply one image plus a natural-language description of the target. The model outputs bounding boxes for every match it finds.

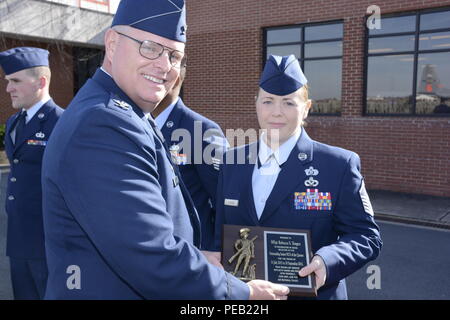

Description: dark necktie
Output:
[14,110,27,145]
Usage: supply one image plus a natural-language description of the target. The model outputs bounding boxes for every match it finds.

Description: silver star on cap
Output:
[113,99,131,111]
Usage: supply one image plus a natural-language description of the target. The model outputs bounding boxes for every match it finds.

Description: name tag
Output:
[224,199,239,207]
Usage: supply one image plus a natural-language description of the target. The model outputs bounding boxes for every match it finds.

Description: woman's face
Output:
[256,87,311,147]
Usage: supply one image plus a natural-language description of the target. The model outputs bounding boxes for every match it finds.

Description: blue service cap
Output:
[0,47,49,75]
[112,0,187,43]
[259,55,307,96]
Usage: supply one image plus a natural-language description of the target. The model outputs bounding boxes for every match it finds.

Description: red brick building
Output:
[0,0,449,197]
[184,0,450,197]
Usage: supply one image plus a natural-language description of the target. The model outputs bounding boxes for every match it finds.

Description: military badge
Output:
[304,176,319,187]
[298,153,308,161]
[359,180,374,216]
[27,139,47,146]
[112,99,131,110]
[212,157,221,171]
[304,166,319,176]
[35,132,45,139]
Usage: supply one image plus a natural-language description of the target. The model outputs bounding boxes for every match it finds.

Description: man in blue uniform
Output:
[152,60,228,250]
[0,47,64,299]
[214,55,382,299]
[42,0,289,299]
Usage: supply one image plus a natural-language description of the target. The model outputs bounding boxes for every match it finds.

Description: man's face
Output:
[4,69,41,110]
[108,27,185,112]
[256,87,311,146]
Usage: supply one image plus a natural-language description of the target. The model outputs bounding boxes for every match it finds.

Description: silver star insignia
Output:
[113,99,131,110]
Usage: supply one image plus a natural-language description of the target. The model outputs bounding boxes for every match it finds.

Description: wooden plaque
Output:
[222,224,317,297]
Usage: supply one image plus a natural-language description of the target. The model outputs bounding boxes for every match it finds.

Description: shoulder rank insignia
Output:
[112,99,131,111]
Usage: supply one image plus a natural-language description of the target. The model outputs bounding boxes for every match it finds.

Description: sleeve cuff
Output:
[225,272,250,300]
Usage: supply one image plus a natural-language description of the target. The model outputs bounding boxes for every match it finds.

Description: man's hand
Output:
[299,255,327,290]
[247,280,289,300]
[202,251,223,269]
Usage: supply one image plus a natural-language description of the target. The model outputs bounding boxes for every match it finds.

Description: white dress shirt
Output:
[252,128,302,219]
[25,97,50,124]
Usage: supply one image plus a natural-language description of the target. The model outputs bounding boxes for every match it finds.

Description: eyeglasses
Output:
[115,31,185,68]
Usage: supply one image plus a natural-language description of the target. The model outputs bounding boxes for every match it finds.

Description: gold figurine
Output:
[228,228,258,280]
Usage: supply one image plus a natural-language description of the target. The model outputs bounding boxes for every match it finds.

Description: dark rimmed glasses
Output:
[115,31,185,68]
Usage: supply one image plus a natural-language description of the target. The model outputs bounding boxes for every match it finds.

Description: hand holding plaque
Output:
[222,225,317,297]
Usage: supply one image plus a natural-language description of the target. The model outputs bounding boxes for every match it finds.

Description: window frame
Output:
[263,20,344,116]
[363,7,450,117]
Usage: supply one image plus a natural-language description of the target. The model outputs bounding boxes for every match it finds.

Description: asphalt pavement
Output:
[346,221,450,300]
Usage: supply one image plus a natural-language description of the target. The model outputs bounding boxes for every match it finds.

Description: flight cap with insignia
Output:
[112,0,187,43]
[259,54,307,96]
[0,47,49,76]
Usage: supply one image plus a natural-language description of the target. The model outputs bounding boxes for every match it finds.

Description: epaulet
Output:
[106,94,133,117]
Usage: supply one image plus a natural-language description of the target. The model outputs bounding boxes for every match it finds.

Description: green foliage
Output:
[0,124,5,150]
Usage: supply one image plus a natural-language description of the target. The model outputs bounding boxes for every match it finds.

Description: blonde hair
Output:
[26,66,51,83]
[301,84,309,101]
[256,84,310,102]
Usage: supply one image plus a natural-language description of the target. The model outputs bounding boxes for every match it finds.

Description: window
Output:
[264,22,343,114]
[365,8,450,116]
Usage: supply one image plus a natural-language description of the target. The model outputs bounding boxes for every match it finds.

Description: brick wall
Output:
[0,36,74,123]
[185,0,450,197]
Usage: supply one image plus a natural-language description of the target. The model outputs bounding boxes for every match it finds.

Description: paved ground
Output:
[347,221,450,300]
[369,190,450,227]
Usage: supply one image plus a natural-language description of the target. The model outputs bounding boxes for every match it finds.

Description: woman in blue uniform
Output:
[213,55,382,300]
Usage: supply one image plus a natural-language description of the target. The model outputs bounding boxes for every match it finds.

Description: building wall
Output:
[0,36,74,122]
[184,0,450,197]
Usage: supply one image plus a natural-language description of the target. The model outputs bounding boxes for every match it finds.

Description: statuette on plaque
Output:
[228,228,258,280]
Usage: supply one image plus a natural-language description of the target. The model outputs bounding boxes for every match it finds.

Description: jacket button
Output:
[13,159,19,164]
[8,195,14,201]
[10,177,16,182]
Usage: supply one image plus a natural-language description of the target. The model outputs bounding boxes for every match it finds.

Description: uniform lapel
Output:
[160,98,184,142]
[6,112,20,157]
[259,129,314,224]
